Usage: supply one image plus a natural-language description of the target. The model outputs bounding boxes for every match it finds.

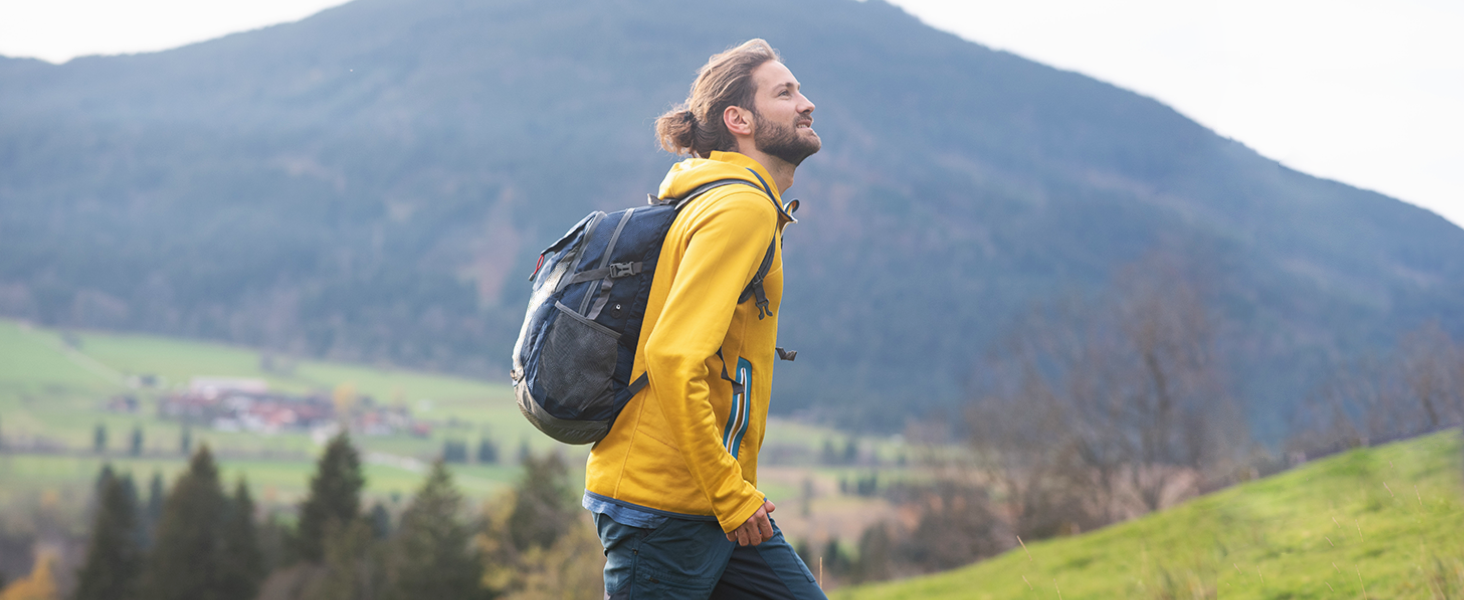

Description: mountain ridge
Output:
[2,0,1461,436]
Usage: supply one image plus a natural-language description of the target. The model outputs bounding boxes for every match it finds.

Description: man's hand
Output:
[727,500,777,546]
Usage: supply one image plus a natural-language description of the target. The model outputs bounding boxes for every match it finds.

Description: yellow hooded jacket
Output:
[585,151,795,533]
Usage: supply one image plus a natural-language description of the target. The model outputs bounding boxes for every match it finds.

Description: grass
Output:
[0,319,889,528]
[21,320,1456,598]
[0,318,599,515]
[834,430,1464,599]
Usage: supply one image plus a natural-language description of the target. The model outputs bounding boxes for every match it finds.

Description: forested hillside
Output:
[3,0,1461,434]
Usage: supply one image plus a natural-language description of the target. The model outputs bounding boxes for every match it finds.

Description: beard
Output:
[753,111,821,167]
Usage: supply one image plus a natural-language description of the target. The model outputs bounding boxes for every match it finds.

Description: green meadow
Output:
[0,318,556,523]
[9,322,1462,597]
[0,319,877,518]
[835,431,1464,599]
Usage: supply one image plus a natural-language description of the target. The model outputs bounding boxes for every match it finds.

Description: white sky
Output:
[1,0,1459,227]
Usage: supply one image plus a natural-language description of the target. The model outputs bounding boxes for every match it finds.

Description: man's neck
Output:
[735,147,795,196]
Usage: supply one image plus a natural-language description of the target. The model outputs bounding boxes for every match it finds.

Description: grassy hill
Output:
[835,431,1464,599]
[6,317,1461,596]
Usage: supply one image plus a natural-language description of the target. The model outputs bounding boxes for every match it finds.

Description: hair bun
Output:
[654,39,778,157]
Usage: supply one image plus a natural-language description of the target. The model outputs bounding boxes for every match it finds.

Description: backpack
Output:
[511,169,793,445]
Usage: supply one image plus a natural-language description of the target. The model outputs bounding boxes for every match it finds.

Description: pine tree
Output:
[116,473,148,551]
[93,423,107,453]
[129,426,144,456]
[475,437,497,465]
[822,536,849,576]
[507,451,574,552]
[88,464,116,518]
[73,471,144,600]
[852,523,892,583]
[296,433,365,562]
[256,512,292,572]
[382,461,483,600]
[516,440,530,465]
[143,471,165,549]
[302,518,379,600]
[141,445,229,600]
[217,479,266,600]
[368,503,392,539]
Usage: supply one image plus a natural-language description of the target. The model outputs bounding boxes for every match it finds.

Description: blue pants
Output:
[594,512,828,599]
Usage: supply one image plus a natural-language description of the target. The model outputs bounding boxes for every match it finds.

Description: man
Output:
[582,39,826,599]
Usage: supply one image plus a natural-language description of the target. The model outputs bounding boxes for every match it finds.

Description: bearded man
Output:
[581,39,827,600]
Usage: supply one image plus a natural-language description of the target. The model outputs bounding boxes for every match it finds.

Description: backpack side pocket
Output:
[538,301,620,416]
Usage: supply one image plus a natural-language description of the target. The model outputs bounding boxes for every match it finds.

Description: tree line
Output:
[62,434,599,600]
[1290,319,1464,454]
[812,252,1464,586]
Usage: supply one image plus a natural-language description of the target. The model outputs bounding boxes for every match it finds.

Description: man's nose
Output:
[799,93,815,115]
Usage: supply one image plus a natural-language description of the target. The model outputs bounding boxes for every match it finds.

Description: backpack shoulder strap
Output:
[651,171,783,319]
[739,238,777,320]
[736,168,781,320]
[631,171,785,397]
[650,179,759,208]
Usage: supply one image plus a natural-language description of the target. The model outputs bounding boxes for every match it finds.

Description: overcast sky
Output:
[1,0,1458,227]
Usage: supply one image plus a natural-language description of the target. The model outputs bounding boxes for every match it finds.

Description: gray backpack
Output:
[511,170,794,445]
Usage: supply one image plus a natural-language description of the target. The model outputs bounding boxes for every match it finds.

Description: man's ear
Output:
[723,105,755,138]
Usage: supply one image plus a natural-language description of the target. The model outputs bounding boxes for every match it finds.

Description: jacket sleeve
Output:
[642,190,775,533]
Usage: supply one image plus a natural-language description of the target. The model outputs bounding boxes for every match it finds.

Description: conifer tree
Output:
[116,473,147,551]
[141,445,229,600]
[302,518,379,600]
[368,503,392,539]
[382,461,483,600]
[507,451,574,552]
[143,471,165,549]
[256,512,292,572]
[129,426,144,456]
[297,433,365,562]
[852,523,892,583]
[87,464,115,519]
[74,471,144,600]
[475,437,497,465]
[822,537,849,576]
[217,479,266,600]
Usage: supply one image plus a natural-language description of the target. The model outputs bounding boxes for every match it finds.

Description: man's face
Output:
[749,61,820,167]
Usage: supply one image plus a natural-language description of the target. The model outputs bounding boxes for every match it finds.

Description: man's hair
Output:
[655,39,780,158]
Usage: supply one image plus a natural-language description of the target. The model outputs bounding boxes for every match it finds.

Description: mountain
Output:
[2,0,1461,435]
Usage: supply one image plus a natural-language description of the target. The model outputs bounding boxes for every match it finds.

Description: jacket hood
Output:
[657,152,796,222]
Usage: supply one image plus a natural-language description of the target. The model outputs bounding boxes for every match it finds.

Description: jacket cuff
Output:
[718,485,767,533]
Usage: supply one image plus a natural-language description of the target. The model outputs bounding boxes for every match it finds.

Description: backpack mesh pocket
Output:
[539,302,620,415]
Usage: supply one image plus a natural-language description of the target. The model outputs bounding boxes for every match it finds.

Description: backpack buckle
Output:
[609,262,641,278]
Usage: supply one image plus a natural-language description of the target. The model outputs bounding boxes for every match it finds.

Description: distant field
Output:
[0,319,895,541]
[0,318,550,500]
[835,431,1464,599]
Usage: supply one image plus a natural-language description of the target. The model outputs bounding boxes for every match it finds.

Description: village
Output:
[144,377,429,437]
